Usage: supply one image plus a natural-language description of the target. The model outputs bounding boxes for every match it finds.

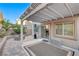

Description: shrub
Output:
[0,28,6,38]
[2,19,11,31]
[13,24,20,34]
[13,24,26,34]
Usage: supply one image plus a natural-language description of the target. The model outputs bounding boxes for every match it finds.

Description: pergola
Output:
[20,3,79,41]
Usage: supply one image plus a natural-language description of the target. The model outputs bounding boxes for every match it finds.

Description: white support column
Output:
[48,23,51,41]
[20,20,24,42]
[39,24,42,38]
[32,23,34,39]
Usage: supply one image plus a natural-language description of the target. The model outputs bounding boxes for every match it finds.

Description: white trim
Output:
[23,47,36,56]
[21,46,30,56]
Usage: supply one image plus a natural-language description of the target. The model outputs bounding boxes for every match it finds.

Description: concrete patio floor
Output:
[1,37,27,56]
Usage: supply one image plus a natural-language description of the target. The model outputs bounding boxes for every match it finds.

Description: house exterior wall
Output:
[49,16,79,49]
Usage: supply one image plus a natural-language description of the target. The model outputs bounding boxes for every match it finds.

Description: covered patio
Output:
[20,3,79,56]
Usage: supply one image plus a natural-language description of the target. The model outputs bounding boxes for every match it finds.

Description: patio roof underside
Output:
[21,3,79,23]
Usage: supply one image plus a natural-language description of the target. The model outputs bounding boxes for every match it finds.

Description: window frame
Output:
[54,21,75,39]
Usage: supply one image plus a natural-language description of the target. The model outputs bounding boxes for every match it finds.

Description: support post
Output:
[20,20,23,42]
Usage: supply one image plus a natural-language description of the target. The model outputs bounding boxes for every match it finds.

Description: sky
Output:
[0,3,31,24]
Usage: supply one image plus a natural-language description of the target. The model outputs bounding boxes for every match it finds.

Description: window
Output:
[55,22,74,38]
[56,23,62,35]
[64,22,74,36]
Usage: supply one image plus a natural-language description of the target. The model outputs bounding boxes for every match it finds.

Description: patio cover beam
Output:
[34,15,50,21]
[40,8,57,19]
[65,3,73,16]
[40,10,57,19]
[47,7,64,18]
[22,3,48,21]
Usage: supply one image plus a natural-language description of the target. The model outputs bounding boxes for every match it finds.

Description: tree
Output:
[0,19,11,37]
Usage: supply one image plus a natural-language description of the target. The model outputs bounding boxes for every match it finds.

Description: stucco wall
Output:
[50,16,79,49]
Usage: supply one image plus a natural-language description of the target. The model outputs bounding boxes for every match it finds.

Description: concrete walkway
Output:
[1,37,27,56]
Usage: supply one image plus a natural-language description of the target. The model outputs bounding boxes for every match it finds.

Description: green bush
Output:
[13,24,25,34]
[13,24,20,34]
[0,19,11,38]
[0,19,26,37]
[0,28,6,38]
[2,19,12,31]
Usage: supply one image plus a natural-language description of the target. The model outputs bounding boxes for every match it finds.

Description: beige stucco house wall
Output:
[47,16,79,49]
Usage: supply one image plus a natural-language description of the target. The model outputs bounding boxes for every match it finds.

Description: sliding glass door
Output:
[41,25,49,39]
